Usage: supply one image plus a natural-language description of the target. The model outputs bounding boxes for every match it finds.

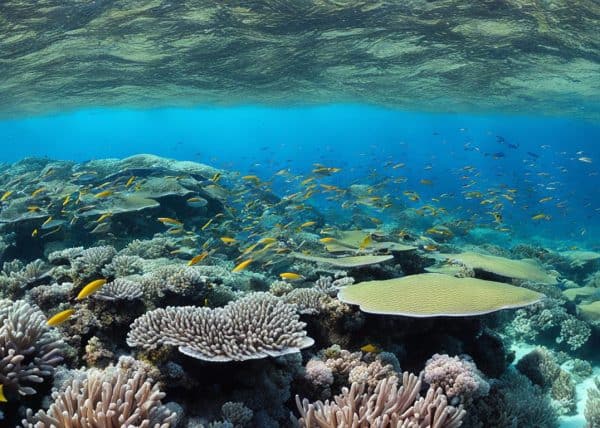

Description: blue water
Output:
[1,105,598,247]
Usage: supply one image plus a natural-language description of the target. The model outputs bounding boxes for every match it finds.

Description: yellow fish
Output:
[201,218,214,230]
[125,176,136,187]
[1,191,13,202]
[0,383,7,402]
[188,252,209,266]
[46,309,75,326]
[531,213,551,221]
[211,172,222,182]
[76,279,107,300]
[299,221,316,229]
[232,259,253,272]
[359,234,372,250]
[360,343,380,353]
[319,237,336,243]
[31,228,38,237]
[280,272,303,280]
[242,175,260,183]
[539,197,553,203]
[62,195,71,206]
[259,237,277,245]
[220,237,237,245]
[97,213,112,223]
[157,217,183,226]
[94,190,113,198]
[31,187,45,197]
[27,205,41,212]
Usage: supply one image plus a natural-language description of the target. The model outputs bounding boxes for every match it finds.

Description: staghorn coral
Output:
[127,292,314,362]
[47,247,84,265]
[93,278,143,301]
[0,299,63,397]
[269,280,293,296]
[21,357,176,427]
[9,259,51,288]
[423,354,490,405]
[294,372,465,428]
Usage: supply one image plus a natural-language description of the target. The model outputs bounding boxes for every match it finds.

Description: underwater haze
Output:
[1,1,600,428]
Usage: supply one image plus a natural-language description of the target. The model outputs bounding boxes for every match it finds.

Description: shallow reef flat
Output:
[0,154,599,427]
[0,0,599,120]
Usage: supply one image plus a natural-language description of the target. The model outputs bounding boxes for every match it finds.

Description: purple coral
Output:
[423,353,489,403]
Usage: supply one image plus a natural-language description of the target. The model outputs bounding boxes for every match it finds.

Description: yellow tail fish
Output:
[76,279,107,300]
[47,309,75,326]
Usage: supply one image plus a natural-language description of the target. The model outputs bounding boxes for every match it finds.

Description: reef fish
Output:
[360,343,380,353]
[0,383,6,402]
[158,217,183,226]
[232,259,253,272]
[280,272,303,280]
[76,279,107,300]
[188,252,209,266]
[46,309,75,326]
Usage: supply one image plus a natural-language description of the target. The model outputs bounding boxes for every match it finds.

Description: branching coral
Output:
[283,288,328,314]
[0,299,63,396]
[585,377,600,428]
[294,372,466,428]
[127,292,314,361]
[101,254,143,277]
[423,354,490,404]
[71,245,117,280]
[21,357,176,427]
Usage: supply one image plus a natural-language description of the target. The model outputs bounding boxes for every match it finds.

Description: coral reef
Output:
[585,377,600,428]
[21,357,176,427]
[127,292,314,361]
[0,299,63,398]
[294,372,466,427]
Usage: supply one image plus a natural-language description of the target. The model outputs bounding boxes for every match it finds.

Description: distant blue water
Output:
[0,105,598,247]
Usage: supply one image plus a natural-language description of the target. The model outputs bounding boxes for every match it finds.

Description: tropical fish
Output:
[188,252,209,266]
[1,191,13,201]
[578,157,592,163]
[299,221,316,229]
[96,213,112,223]
[31,187,45,197]
[158,217,183,226]
[280,272,303,280]
[531,213,551,221]
[201,218,214,230]
[76,279,107,300]
[359,234,372,250]
[46,309,75,326]
[319,237,336,243]
[220,237,237,244]
[232,259,253,272]
[125,176,136,187]
[31,228,38,237]
[94,190,113,198]
[360,343,380,353]
[0,383,7,402]
[187,197,208,208]
[211,172,222,182]
[539,197,553,203]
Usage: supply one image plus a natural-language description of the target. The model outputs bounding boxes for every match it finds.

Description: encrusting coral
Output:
[294,372,466,428]
[21,357,176,427]
[0,299,63,397]
[127,292,314,361]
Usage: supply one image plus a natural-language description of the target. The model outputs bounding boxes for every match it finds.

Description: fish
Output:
[76,279,107,300]
[539,197,553,203]
[188,252,209,266]
[420,179,433,185]
[531,213,551,221]
[125,176,136,187]
[319,237,336,243]
[299,221,316,229]
[27,205,41,212]
[1,190,13,201]
[94,190,113,198]
[46,309,76,326]
[96,212,112,223]
[62,195,71,206]
[0,383,6,402]
[187,197,208,208]
[158,217,183,226]
[242,175,260,183]
[90,222,111,234]
[578,157,592,163]
[280,272,303,280]
[31,228,38,237]
[359,234,372,250]
[31,187,45,197]
[211,172,222,182]
[360,343,380,353]
[220,237,237,244]
[201,218,214,230]
[232,259,253,272]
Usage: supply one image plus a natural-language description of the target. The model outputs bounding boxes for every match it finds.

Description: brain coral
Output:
[127,292,314,361]
[338,273,543,317]
[0,299,63,397]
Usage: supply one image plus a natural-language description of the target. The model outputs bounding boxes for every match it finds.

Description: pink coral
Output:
[305,359,334,387]
[423,354,489,403]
